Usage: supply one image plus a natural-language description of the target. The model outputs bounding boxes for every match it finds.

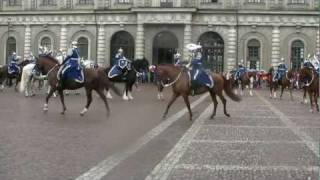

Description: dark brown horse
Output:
[231,71,257,96]
[0,60,31,91]
[34,56,121,116]
[155,64,241,121]
[268,68,295,100]
[299,67,319,113]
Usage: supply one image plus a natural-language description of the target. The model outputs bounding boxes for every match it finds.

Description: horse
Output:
[298,67,319,113]
[104,58,149,100]
[154,64,241,121]
[268,67,296,100]
[0,59,31,91]
[231,70,257,96]
[27,56,121,116]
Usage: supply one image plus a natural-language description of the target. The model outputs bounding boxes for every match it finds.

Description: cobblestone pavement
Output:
[146,89,320,180]
[0,85,319,180]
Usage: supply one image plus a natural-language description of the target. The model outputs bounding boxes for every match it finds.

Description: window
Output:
[117,0,131,3]
[291,40,304,70]
[6,37,16,64]
[160,0,173,7]
[77,37,89,60]
[41,0,56,5]
[247,0,263,3]
[8,0,20,6]
[40,37,52,50]
[290,0,305,4]
[247,39,260,70]
[78,0,93,5]
[201,0,218,3]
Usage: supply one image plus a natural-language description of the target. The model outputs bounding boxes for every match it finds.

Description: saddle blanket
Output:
[61,62,84,83]
[189,69,214,88]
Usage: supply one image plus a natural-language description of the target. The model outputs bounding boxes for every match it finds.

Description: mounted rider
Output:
[234,59,246,80]
[28,52,36,63]
[8,52,21,75]
[57,41,84,86]
[186,43,214,95]
[174,51,182,66]
[108,47,132,78]
[304,53,320,74]
[303,54,314,70]
[274,57,288,81]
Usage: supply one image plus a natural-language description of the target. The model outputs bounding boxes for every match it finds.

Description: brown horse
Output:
[268,68,295,100]
[155,64,241,121]
[231,71,257,96]
[299,67,319,113]
[34,56,121,116]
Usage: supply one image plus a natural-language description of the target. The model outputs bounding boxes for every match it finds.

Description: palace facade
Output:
[0,0,319,72]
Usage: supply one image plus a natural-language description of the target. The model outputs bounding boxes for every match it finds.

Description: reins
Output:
[161,71,182,87]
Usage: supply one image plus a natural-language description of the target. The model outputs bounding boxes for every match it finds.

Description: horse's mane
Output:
[39,55,60,64]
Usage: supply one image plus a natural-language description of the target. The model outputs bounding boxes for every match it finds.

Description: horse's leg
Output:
[249,77,254,96]
[127,83,134,100]
[182,94,192,121]
[209,90,218,119]
[280,85,284,100]
[44,86,56,112]
[14,76,19,92]
[105,86,113,99]
[308,91,314,113]
[289,84,294,101]
[303,88,308,104]
[57,89,67,114]
[314,93,319,112]
[122,84,129,100]
[163,93,180,119]
[80,88,93,116]
[96,88,110,117]
[217,91,230,117]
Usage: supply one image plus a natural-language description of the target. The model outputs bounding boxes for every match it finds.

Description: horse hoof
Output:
[225,113,230,117]
[80,108,88,116]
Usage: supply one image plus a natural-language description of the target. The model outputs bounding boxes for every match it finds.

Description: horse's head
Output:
[132,58,149,72]
[153,64,179,80]
[298,67,313,85]
[36,55,60,74]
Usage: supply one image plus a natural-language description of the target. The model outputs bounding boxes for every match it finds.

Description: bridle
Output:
[161,71,182,87]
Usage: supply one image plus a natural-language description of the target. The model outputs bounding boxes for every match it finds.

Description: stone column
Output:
[271,26,280,67]
[226,25,237,71]
[97,25,106,66]
[23,25,31,59]
[60,25,68,53]
[135,23,145,59]
[183,24,192,61]
[317,27,320,53]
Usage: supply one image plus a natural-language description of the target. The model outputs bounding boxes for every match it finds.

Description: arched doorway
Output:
[198,32,224,72]
[77,37,89,59]
[40,37,52,50]
[247,39,260,70]
[6,37,16,64]
[291,40,304,70]
[110,31,135,65]
[153,31,178,64]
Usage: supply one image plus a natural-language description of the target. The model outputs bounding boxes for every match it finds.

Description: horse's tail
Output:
[19,66,28,93]
[222,75,241,102]
[98,68,121,97]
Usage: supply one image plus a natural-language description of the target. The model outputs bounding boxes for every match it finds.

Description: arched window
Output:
[198,32,224,72]
[40,37,52,50]
[77,37,89,60]
[6,37,16,63]
[291,40,304,70]
[152,31,178,64]
[247,39,260,70]
[110,31,135,65]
